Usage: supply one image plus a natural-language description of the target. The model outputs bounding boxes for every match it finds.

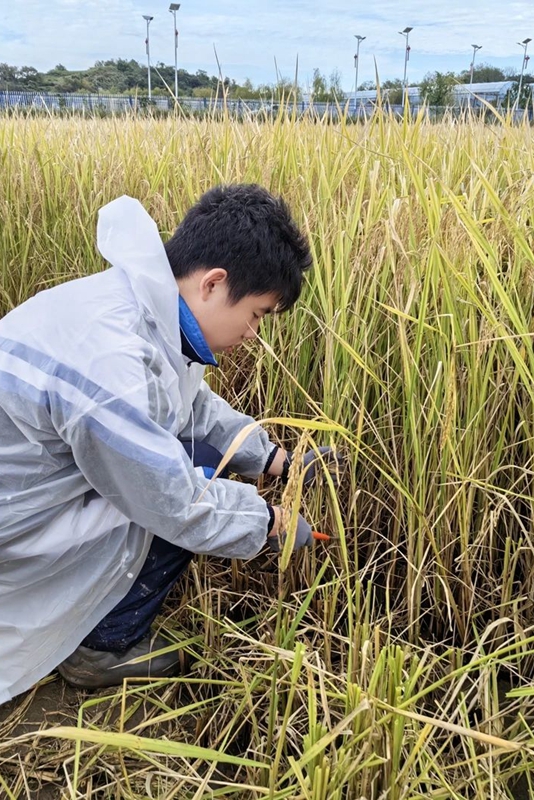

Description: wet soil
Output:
[0,675,82,798]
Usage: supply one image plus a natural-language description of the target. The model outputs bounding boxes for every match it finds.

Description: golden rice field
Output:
[1,107,534,799]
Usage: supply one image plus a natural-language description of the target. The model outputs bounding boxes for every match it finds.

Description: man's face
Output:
[179,269,279,355]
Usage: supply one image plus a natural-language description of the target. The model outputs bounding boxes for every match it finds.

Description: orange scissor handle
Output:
[312,531,331,541]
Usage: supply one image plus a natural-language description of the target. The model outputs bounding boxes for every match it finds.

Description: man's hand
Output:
[267,508,313,553]
[301,446,343,486]
[268,446,344,486]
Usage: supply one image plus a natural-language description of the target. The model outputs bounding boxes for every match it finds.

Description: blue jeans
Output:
[81,441,228,652]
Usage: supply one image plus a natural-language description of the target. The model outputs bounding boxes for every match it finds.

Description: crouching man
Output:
[0,184,330,700]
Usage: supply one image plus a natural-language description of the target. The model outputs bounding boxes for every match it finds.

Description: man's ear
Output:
[199,268,228,301]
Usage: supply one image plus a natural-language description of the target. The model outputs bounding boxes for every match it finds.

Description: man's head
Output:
[164,184,312,353]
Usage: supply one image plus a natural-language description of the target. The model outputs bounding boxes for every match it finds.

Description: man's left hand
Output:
[301,446,344,486]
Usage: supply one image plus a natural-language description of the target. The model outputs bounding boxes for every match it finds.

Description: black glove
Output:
[267,514,313,553]
[282,446,343,486]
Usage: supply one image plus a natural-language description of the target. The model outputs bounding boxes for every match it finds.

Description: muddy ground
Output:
[0,676,83,799]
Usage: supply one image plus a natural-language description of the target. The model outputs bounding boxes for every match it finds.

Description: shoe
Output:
[57,634,181,688]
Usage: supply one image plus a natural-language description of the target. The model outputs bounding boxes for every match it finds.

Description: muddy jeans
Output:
[81,440,228,653]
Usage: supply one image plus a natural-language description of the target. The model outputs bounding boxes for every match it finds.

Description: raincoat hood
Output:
[97,195,184,368]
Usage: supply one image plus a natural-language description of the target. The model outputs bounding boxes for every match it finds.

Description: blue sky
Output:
[1,0,533,91]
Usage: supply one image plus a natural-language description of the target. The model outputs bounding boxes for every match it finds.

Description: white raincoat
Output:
[0,196,274,703]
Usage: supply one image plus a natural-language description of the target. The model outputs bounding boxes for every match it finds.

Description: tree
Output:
[16,66,39,89]
[382,79,403,105]
[419,71,456,106]
[0,63,19,90]
[311,68,329,101]
[272,76,300,101]
[311,68,343,102]
[328,69,345,102]
[86,63,123,92]
[503,66,521,81]
[504,80,534,109]
[235,78,261,99]
[0,58,272,99]
[56,73,85,93]
[457,62,507,84]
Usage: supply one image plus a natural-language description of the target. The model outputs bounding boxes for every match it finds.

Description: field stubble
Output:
[1,108,534,798]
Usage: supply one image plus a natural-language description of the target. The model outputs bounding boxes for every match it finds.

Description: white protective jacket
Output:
[0,196,274,703]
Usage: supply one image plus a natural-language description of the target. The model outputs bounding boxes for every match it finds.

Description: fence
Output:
[0,91,169,113]
[0,91,303,115]
[0,90,380,118]
[0,90,531,122]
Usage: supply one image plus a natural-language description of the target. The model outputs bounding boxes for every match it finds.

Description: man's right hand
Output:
[267,507,313,553]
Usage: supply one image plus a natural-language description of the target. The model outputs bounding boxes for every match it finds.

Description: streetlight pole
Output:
[517,37,532,109]
[169,3,180,100]
[469,44,482,109]
[469,44,482,89]
[354,34,366,114]
[398,27,413,107]
[143,15,154,101]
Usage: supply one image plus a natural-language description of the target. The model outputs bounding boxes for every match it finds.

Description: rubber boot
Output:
[57,634,181,688]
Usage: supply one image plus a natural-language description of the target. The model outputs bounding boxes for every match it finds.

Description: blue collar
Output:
[178,296,218,367]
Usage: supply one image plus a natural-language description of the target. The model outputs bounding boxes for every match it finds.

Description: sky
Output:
[1,0,533,92]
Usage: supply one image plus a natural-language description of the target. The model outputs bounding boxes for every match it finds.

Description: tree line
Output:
[0,59,349,102]
[0,59,532,106]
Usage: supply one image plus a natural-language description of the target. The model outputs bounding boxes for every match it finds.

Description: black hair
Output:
[164,184,312,311]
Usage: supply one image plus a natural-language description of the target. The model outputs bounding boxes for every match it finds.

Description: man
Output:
[0,184,332,701]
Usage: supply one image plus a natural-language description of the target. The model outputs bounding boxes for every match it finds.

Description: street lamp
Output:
[469,44,482,88]
[354,34,366,113]
[169,3,180,100]
[469,44,482,109]
[143,15,154,101]
[398,27,413,107]
[517,37,532,108]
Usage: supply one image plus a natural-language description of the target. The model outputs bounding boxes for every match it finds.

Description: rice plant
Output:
[1,106,534,798]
